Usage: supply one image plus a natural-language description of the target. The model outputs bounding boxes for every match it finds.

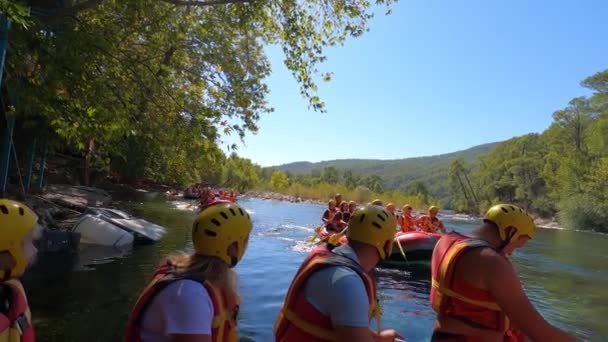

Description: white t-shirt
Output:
[140,279,214,342]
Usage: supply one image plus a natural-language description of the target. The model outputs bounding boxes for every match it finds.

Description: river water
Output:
[22,194,607,341]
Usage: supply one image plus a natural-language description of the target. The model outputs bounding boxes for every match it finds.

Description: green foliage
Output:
[222,154,260,192]
[0,0,31,27]
[260,168,432,210]
[274,142,499,204]
[3,0,393,186]
[475,69,608,230]
[269,170,289,191]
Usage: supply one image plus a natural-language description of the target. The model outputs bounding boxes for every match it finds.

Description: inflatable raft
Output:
[382,231,441,266]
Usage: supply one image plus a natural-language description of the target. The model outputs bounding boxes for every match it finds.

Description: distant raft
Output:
[382,231,441,266]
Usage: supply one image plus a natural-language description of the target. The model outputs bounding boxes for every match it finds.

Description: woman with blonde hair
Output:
[125,200,253,342]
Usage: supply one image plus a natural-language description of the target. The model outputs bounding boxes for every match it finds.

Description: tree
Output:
[4,0,396,186]
[222,154,259,192]
[343,169,359,189]
[269,170,289,191]
[361,174,383,193]
[321,166,339,184]
[449,158,478,212]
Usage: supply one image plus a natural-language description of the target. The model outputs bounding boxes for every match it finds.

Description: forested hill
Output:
[273,142,500,192]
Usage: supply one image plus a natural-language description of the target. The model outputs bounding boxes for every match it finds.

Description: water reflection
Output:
[21,197,608,341]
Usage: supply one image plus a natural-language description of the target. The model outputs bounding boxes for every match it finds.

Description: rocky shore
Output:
[243,191,323,204]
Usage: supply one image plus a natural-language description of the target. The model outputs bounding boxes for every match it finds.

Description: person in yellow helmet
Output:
[0,199,40,342]
[417,206,445,234]
[370,199,383,206]
[125,200,253,342]
[322,199,338,224]
[275,205,403,342]
[429,204,577,342]
[397,204,416,233]
[385,203,396,218]
[345,201,357,223]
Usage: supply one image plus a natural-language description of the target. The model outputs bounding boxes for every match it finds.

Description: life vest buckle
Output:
[13,314,29,334]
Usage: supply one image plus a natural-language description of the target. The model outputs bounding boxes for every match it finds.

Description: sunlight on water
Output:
[23,196,608,341]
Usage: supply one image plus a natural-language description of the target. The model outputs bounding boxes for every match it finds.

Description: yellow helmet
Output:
[484,204,535,242]
[192,202,253,267]
[402,204,412,211]
[386,203,395,210]
[0,199,38,279]
[347,205,396,260]
[429,206,439,213]
[370,199,383,206]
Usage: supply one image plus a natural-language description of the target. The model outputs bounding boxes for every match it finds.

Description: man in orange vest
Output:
[0,199,40,342]
[430,204,577,341]
[275,205,403,342]
[417,206,445,234]
[397,204,416,233]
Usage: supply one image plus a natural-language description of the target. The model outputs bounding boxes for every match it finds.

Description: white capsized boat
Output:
[72,215,134,248]
[86,208,167,243]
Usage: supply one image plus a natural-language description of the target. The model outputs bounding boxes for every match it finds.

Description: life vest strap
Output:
[281,308,337,341]
[2,279,31,336]
[431,279,500,311]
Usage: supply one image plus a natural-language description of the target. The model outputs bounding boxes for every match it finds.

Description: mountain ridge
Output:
[269,141,501,200]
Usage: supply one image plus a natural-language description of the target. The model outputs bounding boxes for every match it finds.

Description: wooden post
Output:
[24,139,37,192]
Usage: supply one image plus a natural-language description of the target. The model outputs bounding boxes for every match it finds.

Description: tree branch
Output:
[160,0,252,6]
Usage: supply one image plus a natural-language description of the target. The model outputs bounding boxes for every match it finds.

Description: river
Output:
[22,194,607,341]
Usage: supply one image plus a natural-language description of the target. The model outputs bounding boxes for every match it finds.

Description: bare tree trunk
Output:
[463,172,479,204]
[84,138,96,186]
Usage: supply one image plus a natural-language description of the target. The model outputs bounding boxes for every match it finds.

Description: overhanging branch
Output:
[160,0,252,6]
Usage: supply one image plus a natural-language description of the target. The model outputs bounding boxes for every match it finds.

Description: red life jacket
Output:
[0,279,35,342]
[324,208,337,222]
[398,214,416,232]
[274,245,381,342]
[418,215,442,233]
[431,232,520,341]
[125,264,239,342]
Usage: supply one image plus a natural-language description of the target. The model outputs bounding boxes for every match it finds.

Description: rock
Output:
[40,184,112,211]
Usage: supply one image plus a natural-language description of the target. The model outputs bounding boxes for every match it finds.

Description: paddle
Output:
[327,226,348,245]
[394,235,409,265]
[307,226,322,242]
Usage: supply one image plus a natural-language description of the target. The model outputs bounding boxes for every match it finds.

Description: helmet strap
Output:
[0,269,10,282]
[498,227,516,252]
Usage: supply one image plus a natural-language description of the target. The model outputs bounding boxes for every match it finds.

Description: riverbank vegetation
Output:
[1,0,394,188]
[2,2,605,232]
[259,169,432,209]
[271,70,608,232]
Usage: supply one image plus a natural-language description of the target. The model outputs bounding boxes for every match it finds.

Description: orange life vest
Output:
[431,232,517,341]
[274,245,381,342]
[324,208,337,221]
[0,279,34,342]
[398,214,416,232]
[125,264,239,342]
[419,215,442,233]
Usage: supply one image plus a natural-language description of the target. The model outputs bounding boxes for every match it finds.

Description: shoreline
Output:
[242,190,584,232]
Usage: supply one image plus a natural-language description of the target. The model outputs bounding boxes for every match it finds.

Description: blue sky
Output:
[225,0,608,167]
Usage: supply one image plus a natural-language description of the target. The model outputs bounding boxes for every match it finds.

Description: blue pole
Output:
[24,139,36,192]
[0,116,15,194]
[38,139,47,190]
[0,15,10,87]
[0,14,11,195]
